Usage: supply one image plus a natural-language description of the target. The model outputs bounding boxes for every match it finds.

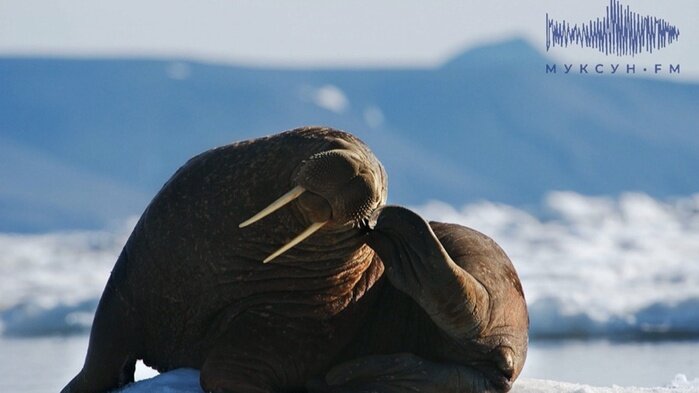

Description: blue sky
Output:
[1,0,697,80]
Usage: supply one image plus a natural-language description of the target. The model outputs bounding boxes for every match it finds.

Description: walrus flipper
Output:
[308,353,496,393]
[367,206,491,341]
[61,263,140,393]
[366,206,528,392]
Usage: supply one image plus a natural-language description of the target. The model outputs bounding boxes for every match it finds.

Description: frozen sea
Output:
[2,192,699,392]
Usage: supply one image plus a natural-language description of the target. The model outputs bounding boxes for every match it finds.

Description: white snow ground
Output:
[114,369,699,393]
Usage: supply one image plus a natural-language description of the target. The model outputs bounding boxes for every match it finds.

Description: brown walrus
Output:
[62,126,528,393]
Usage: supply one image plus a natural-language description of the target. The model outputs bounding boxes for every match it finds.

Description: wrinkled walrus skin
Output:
[62,127,528,393]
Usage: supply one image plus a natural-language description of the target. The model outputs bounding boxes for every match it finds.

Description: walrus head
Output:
[239,132,387,263]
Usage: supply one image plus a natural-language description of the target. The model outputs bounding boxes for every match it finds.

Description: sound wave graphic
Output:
[546,0,680,56]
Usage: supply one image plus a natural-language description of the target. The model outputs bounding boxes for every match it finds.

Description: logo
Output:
[545,0,681,75]
[546,0,679,56]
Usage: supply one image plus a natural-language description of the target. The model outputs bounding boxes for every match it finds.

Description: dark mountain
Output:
[1,38,698,232]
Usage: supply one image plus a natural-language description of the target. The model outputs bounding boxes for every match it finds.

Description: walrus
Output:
[62,126,528,393]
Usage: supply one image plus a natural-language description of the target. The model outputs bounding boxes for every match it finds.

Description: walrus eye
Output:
[239,185,328,263]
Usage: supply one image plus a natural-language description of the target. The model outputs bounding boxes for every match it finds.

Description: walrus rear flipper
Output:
[308,353,502,393]
[61,273,140,393]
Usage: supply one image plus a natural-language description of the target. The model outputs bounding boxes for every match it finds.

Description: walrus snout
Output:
[296,150,363,192]
[238,146,386,263]
[295,149,382,225]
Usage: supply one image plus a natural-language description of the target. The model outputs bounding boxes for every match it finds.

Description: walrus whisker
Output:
[239,185,306,228]
[263,221,328,263]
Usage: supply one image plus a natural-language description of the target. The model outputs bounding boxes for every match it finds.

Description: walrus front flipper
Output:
[366,206,491,341]
[366,205,529,390]
[309,353,497,393]
[61,274,139,393]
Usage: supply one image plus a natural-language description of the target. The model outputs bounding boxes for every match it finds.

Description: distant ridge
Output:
[441,38,546,68]
[1,38,698,232]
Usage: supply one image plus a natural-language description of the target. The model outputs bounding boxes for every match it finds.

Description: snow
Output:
[363,105,385,128]
[512,375,699,393]
[417,192,699,339]
[301,84,349,113]
[166,62,192,80]
[119,369,202,393]
[114,370,699,393]
[0,220,134,336]
[2,192,699,339]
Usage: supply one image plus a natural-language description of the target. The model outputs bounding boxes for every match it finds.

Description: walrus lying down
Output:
[62,127,528,393]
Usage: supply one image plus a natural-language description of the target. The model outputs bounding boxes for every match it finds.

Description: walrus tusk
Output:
[239,186,328,262]
[263,221,327,263]
[239,186,306,228]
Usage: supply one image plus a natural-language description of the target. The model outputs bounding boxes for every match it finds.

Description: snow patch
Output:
[115,370,699,393]
[0,220,135,336]
[671,375,699,390]
[166,62,191,80]
[363,105,385,128]
[301,84,349,113]
[119,369,202,393]
[512,376,699,393]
